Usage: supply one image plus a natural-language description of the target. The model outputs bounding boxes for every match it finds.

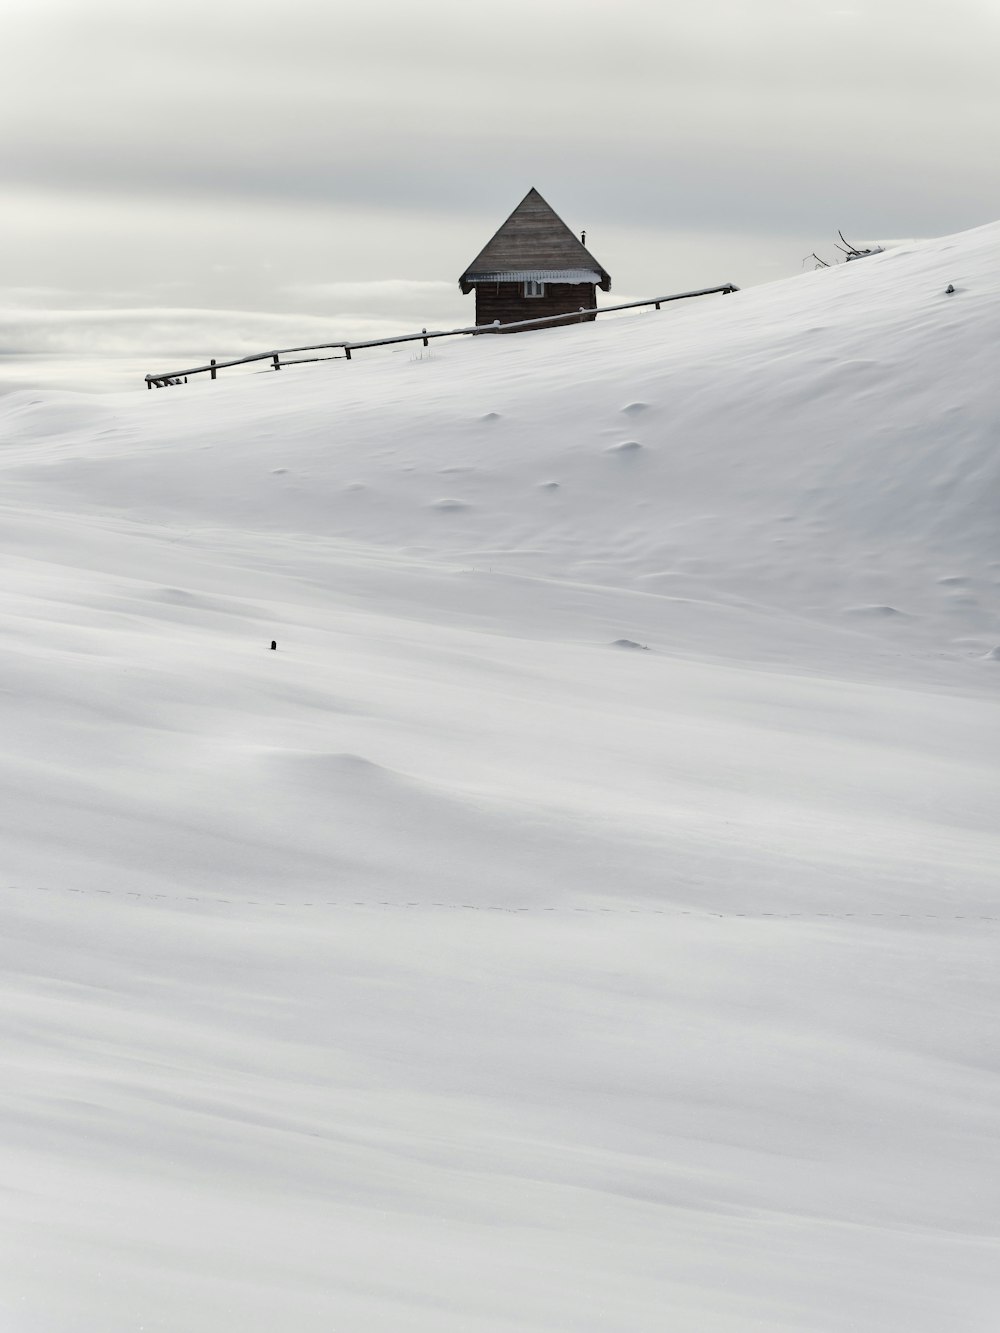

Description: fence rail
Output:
[144,283,739,388]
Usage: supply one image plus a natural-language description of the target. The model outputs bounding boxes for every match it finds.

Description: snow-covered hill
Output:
[0,224,997,1333]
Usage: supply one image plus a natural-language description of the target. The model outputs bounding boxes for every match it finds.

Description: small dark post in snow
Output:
[270,640,277,651]
[946,284,956,294]
[345,346,352,360]
[210,359,217,380]
[272,354,281,370]
[422,328,428,347]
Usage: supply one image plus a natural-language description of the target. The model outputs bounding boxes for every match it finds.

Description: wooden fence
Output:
[144,284,739,388]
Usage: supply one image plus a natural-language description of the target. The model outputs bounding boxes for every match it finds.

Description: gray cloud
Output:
[5,0,997,235]
[0,287,470,359]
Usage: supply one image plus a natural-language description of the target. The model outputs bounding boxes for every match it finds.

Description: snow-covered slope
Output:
[4,223,998,659]
[0,224,997,1333]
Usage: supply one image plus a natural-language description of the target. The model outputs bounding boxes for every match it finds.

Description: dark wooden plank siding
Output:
[474,283,598,331]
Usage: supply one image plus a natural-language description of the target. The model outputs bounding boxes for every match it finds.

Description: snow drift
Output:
[0,223,997,1333]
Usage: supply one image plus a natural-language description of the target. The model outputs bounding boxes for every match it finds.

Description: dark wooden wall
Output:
[474,283,597,331]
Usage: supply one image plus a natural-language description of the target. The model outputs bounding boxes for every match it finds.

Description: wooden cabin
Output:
[459,188,611,331]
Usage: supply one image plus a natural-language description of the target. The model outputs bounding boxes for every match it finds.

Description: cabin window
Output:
[524,280,545,298]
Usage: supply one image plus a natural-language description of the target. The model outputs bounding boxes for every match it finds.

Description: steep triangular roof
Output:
[459,188,611,292]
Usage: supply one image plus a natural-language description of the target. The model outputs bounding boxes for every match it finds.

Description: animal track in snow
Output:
[844,604,909,618]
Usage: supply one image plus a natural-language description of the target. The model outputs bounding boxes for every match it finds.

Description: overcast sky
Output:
[2,0,998,390]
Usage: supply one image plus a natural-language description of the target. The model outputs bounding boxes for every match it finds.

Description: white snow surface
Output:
[0,224,998,1332]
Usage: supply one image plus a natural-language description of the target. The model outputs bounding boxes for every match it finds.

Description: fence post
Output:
[345,346,352,360]
[272,354,280,371]
[655,301,661,310]
[210,359,217,381]
[422,328,428,347]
